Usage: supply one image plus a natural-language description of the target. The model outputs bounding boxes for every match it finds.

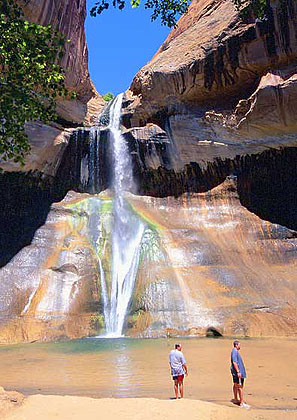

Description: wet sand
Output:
[0,337,296,417]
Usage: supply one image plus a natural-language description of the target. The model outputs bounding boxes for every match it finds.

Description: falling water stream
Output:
[99,94,145,337]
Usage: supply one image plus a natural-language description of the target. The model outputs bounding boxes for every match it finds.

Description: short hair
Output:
[175,343,181,349]
[233,340,240,347]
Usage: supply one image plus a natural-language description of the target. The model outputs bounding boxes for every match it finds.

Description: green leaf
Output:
[130,0,140,8]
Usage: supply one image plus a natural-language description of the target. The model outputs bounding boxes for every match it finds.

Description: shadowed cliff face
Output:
[0,173,63,269]
[237,147,297,231]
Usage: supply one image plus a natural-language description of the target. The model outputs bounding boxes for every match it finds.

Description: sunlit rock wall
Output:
[129,0,297,125]
[125,0,297,170]
[129,177,297,337]
[0,176,296,342]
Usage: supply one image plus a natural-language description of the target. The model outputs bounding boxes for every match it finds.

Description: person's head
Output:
[175,343,182,351]
[233,340,241,350]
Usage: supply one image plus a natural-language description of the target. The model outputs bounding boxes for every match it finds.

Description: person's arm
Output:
[231,348,241,377]
[181,353,188,376]
[169,354,173,374]
[232,360,242,378]
[183,363,188,376]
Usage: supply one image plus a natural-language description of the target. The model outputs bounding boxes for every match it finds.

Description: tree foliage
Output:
[232,0,267,19]
[102,92,115,102]
[90,0,190,28]
[0,0,69,164]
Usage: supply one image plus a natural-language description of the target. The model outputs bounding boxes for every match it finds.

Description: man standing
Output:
[230,340,250,409]
[169,343,188,399]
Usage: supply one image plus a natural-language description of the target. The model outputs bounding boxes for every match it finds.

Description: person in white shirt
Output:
[169,343,188,399]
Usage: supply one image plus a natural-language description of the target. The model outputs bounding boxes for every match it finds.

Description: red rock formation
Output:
[129,176,297,338]
[21,0,105,124]
[1,0,296,343]
[0,178,296,342]
[235,67,297,135]
[0,0,105,174]
[129,0,297,126]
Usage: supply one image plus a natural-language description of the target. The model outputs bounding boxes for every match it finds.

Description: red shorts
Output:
[173,374,184,382]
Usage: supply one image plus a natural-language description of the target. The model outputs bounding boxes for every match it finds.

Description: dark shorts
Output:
[232,373,244,386]
[173,374,184,382]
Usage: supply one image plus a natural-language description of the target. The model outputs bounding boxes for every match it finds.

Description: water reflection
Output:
[112,352,134,396]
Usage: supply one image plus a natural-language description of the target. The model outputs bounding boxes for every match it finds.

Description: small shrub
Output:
[102,92,115,102]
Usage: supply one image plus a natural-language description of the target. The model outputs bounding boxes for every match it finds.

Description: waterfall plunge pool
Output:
[0,337,296,411]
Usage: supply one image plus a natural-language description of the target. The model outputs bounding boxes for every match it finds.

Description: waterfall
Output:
[101,94,145,337]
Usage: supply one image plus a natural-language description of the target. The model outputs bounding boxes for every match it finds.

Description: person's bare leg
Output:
[174,379,178,399]
[233,384,239,403]
[233,384,238,400]
[179,380,184,398]
[238,385,244,405]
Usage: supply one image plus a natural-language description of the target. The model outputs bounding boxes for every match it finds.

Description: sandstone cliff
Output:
[0,0,105,176]
[21,0,105,124]
[0,177,296,342]
[127,0,297,145]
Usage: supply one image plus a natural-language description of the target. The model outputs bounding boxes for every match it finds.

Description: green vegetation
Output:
[0,0,70,164]
[232,0,267,19]
[90,313,105,331]
[102,92,115,102]
[90,0,189,27]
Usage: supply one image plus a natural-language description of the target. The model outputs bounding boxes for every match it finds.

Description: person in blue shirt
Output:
[230,340,250,409]
[169,343,188,399]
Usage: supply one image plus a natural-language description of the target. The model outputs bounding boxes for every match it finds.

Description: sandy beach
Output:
[2,393,297,420]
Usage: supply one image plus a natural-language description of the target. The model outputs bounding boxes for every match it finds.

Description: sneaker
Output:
[240,402,251,409]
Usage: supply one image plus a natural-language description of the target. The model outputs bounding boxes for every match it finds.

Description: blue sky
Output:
[85,0,170,96]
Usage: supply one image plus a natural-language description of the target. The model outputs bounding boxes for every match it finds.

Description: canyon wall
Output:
[0,0,105,176]
[21,0,105,125]
[129,0,297,126]
[123,0,297,176]
[22,0,91,98]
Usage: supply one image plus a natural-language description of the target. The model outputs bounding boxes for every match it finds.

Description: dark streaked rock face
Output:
[123,1,297,196]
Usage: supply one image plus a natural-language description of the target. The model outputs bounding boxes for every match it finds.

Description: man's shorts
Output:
[173,374,184,382]
[232,373,244,386]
